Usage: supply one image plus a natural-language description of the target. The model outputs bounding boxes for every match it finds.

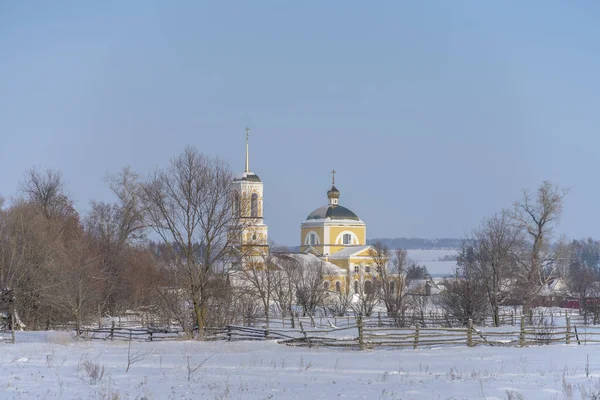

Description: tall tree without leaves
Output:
[370,244,411,325]
[509,181,567,314]
[472,213,523,327]
[140,147,241,339]
[86,166,147,314]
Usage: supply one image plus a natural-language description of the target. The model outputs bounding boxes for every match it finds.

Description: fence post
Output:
[566,316,571,344]
[227,326,231,341]
[264,327,269,339]
[149,330,153,342]
[413,324,420,349]
[511,312,514,326]
[378,312,382,328]
[10,304,15,344]
[357,314,364,350]
[529,309,533,325]
[110,321,115,341]
[299,321,311,348]
[467,319,473,347]
[421,311,425,327]
[519,316,525,347]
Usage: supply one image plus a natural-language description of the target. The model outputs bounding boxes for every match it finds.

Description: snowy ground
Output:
[1,332,600,399]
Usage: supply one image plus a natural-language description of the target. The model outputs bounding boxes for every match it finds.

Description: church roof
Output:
[271,252,346,276]
[306,205,360,221]
[328,245,373,259]
[234,171,262,183]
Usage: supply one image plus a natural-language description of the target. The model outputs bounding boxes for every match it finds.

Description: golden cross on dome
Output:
[331,169,336,185]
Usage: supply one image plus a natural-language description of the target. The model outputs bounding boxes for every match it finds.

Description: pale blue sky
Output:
[1,1,599,245]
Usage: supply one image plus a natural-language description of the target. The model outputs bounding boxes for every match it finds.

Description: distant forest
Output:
[366,238,462,250]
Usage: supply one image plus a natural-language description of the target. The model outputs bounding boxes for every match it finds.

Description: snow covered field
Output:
[1,331,600,399]
[406,249,458,277]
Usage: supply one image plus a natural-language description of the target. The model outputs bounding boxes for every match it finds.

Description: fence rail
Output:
[77,323,184,342]
[199,315,600,351]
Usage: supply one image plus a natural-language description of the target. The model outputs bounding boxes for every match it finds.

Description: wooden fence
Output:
[78,321,184,342]
[242,309,586,331]
[203,315,600,350]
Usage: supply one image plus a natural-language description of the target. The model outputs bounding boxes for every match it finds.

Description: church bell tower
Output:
[232,128,269,249]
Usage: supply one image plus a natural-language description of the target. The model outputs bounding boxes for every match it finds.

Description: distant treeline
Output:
[366,238,462,250]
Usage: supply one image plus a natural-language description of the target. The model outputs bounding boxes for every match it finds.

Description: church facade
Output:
[232,130,384,294]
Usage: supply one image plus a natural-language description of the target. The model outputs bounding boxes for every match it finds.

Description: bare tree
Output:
[140,147,241,339]
[293,259,328,317]
[565,239,600,320]
[473,213,523,326]
[270,253,298,326]
[370,244,410,325]
[47,232,104,335]
[235,251,277,328]
[509,181,567,314]
[20,168,74,221]
[351,273,380,317]
[86,167,147,314]
[440,243,490,326]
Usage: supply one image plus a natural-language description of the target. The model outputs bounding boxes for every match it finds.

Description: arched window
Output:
[310,233,316,245]
[335,281,341,292]
[251,193,258,217]
[343,233,352,245]
[233,193,240,216]
[364,280,372,294]
[354,280,359,293]
[323,281,330,290]
[389,281,396,293]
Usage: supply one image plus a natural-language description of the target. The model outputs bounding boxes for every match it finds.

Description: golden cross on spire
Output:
[331,169,336,185]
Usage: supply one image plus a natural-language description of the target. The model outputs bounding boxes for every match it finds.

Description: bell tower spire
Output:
[245,127,250,173]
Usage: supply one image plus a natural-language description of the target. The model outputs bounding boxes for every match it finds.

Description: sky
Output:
[1,1,600,246]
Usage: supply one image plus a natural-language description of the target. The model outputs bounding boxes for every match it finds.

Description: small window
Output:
[310,233,316,245]
[354,265,359,273]
[343,233,352,245]
[364,280,372,294]
[376,266,382,274]
[251,193,258,217]
[365,266,371,273]
[354,280,359,293]
[323,281,330,290]
[252,233,257,241]
[389,281,396,293]
[335,281,341,292]
[233,193,240,216]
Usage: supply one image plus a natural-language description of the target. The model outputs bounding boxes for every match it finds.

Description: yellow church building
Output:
[232,130,385,295]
